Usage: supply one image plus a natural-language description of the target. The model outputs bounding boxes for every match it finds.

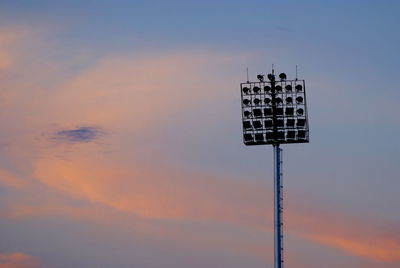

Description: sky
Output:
[0,0,399,267]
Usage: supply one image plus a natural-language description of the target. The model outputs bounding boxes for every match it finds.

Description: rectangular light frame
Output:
[241,79,309,146]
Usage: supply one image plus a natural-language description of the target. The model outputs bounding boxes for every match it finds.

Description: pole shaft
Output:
[274,144,283,268]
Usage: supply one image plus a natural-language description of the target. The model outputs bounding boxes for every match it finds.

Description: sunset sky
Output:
[0,1,400,267]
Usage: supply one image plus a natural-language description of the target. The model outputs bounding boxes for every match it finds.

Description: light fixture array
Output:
[241,73,309,145]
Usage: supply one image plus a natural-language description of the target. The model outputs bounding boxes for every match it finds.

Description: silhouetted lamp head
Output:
[267,74,275,81]
[279,73,287,80]
[243,121,252,129]
[257,74,264,82]
[286,97,293,104]
[253,121,262,129]
[243,99,251,106]
[253,86,261,93]
[255,133,264,142]
[285,85,292,92]
[264,85,271,92]
[244,111,251,117]
[295,84,303,91]
[275,85,283,92]
[253,98,261,105]
[296,96,303,103]
[242,87,250,94]
[275,97,282,104]
[297,108,304,115]
[244,134,253,142]
[264,97,271,104]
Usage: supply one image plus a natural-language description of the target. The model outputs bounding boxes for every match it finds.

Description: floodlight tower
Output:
[240,69,309,268]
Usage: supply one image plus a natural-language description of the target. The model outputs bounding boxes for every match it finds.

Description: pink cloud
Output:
[0,252,45,268]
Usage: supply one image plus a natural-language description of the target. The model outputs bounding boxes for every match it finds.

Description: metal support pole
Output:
[274,144,283,268]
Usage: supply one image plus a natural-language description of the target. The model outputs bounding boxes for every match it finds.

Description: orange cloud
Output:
[0,169,25,188]
[0,252,44,268]
[310,234,400,262]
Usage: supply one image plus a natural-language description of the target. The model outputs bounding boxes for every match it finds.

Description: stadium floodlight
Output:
[240,69,309,268]
[279,72,287,80]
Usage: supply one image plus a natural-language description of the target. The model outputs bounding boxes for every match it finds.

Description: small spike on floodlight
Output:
[257,74,264,82]
[279,73,287,80]
[267,74,275,81]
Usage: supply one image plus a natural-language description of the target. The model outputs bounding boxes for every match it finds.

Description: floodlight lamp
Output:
[257,75,264,82]
[253,109,263,117]
[297,119,306,127]
[275,85,283,92]
[296,96,303,103]
[286,119,295,127]
[253,121,262,129]
[298,130,306,139]
[279,73,287,80]
[253,86,261,93]
[275,97,282,104]
[244,111,251,117]
[285,107,294,116]
[255,133,264,142]
[276,131,285,140]
[244,133,253,142]
[287,130,296,139]
[264,108,272,116]
[253,98,261,105]
[267,74,275,81]
[243,99,251,106]
[243,121,252,129]
[242,87,250,94]
[297,108,304,115]
[264,85,271,92]
[265,120,273,128]
[264,97,271,104]
[295,84,303,91]
[286,97,293,103]
[285,85,292,92]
